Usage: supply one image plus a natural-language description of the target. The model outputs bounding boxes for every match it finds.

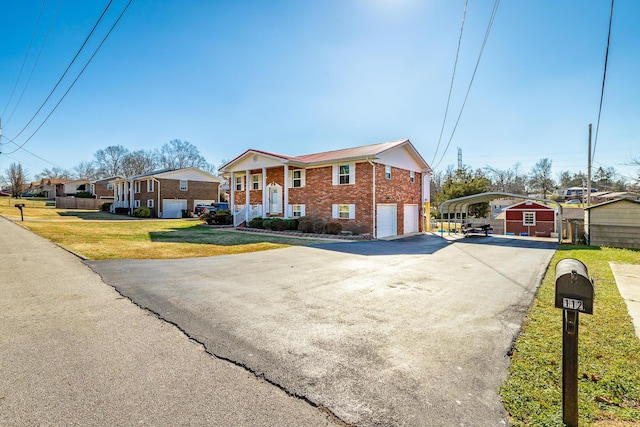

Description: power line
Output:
[6,0,114,143]
[592,0,615,161]
[4,0,63,127]
[432,0,501,171]
[3,0,133,156]
[431,0,468,167]
[1,0,47,117]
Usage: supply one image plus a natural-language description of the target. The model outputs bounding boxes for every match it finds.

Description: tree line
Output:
[432,157,639,215]
[1,139,225,197]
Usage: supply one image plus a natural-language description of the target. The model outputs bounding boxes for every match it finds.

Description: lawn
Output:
[501,245,640,426]
[2,204,331,259]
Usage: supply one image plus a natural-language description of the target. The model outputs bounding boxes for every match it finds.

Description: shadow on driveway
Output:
[312,233,557,256]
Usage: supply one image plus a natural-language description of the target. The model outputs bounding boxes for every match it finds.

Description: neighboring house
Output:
[504,200,557,237]
[62,179,91,196]
[591,191,640,204]
[111,168,222,218]
[219,139,432,239]
[32,178,69,198]
[585,199,640,249]
[555,186,598,201]
[90,176,121,201]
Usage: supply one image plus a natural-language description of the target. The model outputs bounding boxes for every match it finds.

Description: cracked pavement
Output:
[85,233,557,426]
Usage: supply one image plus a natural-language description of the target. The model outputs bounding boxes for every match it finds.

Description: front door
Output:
[267,184,282,215]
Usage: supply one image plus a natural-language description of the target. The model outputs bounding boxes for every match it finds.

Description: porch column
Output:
[230,172,235,212]
[283,164,289,218]
[262,168,267,216]
[245,170,250,223]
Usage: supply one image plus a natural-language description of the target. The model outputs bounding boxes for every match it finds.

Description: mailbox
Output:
[555,258,594,315]
[15,203,25,208]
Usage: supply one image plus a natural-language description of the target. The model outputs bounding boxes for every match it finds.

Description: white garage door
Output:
[163,199,187,219]
[377,204,397,238]
[404,204,419,234]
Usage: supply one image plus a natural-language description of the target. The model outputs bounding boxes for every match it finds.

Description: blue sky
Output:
[1,0,638,182]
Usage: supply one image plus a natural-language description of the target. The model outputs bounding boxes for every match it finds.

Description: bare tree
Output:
[122,150,157,176]
[156,139,207,170]
[95,145,129,177]
[528,158,555,197]
[73,161,98,181]
[4,162,28,197]
[35,166,72,181]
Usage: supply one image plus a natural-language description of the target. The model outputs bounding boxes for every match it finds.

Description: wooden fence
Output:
[55,197,102,210]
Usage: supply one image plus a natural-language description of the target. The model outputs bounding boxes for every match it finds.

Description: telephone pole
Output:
[587,124,592,207]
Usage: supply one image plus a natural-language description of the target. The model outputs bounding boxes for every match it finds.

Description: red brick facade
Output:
[231,162,423,235]
[132,178,219,217]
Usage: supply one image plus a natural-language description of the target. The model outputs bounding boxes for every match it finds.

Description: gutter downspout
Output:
[367,157,376,239]
[128,177,134,215]
[152,178,160,218]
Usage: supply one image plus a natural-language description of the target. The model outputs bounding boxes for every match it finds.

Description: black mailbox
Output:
[15,203,25,208]
[555,258,594,315]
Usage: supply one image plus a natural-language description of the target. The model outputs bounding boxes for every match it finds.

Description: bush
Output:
[298,218,315,233]
[101,202,113,212]
[325,222,343,235]
[285,218,299,230]
[271,219,287,231]
[313,220,326,234]
[75,191,95,198]
[200,210,231,225]
[133,206,151,218]
[248,217,264,229]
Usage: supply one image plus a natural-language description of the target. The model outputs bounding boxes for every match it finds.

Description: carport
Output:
[439,192,563,244]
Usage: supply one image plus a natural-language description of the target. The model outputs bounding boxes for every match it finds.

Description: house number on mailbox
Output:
[563,298,584,311]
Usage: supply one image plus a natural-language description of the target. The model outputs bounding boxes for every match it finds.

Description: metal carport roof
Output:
[439,192,563,244]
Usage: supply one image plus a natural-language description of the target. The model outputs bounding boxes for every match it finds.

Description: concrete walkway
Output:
[0,217,337,427]
[610,262,640,339]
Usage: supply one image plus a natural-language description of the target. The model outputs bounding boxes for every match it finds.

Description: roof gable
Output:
[586,198,640,210]
[505,201,555,211]
[220,139,431,173]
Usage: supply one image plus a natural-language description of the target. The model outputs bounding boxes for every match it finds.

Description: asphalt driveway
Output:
[86,234,557,426]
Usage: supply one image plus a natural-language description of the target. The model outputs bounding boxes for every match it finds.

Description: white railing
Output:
[233,204,263,226]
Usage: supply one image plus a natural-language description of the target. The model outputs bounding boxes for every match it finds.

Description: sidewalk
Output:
[610,262,640,339]
[0,217,337,427]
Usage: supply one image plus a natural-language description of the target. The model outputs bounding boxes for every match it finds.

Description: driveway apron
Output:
[87,234,557,427]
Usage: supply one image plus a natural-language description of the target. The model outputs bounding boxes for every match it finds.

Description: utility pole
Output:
[587,124,592,207]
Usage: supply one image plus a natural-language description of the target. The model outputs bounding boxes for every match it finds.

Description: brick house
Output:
[219,139,432,238]
[111,168,221,218]
[90,176,122,201]
[504,200,557,237]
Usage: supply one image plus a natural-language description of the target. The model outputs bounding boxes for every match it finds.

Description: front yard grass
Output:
[15,215,331,259]
[501,245,640,426]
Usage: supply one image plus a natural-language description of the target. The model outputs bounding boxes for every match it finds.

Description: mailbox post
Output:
[555,258,594,427]
[15,203,25,221]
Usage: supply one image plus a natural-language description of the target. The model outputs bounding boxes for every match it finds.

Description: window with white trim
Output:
[385,165,392,180]
[523,212,536,226]
[147,199,154,208]
[235,176,244,191]
[107,183,114,190]
[251,174,261,190]
[339,165,350,184]
[147,179,154,192]
[134,199,141,208]
[134,181,141,193]
[292,204,304,217]
[332,204,355,219]
[179,180,188,191]
[332,163,355,185]
[291,170,305,188]
[410,171,415,183]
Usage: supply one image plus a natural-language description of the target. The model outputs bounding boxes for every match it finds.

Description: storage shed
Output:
[504,200,557,237]
[585,199,640,249]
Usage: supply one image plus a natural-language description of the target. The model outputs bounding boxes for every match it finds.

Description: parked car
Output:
[194,202,229,215]
[0,191,10,197]
[566,199,582,204]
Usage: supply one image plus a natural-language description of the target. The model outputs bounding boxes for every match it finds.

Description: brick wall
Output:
[132,178,219,217]
[230,162,423,235]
